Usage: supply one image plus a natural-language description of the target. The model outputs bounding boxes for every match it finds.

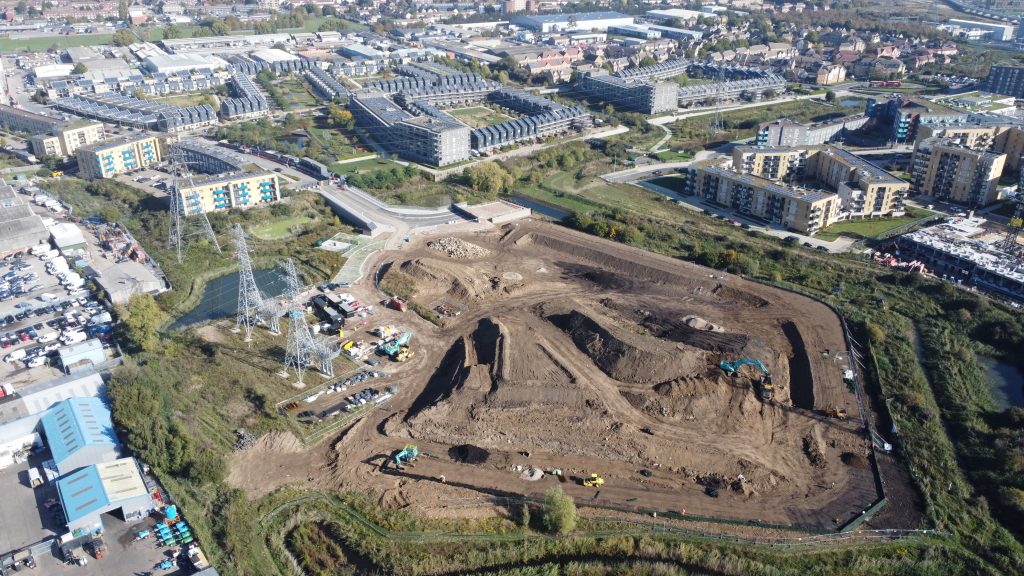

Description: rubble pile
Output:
[234,428,258,451]
[428,237,490,259]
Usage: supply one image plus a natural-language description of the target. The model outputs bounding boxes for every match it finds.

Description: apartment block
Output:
[733,145,909,218]
[865,96,967,143]
[177,171,281,215]
[684,161,840,234]
[911,138,1006,206]
[575,72,677,114]
[0,104,62,135]
[986,65,1024,98]
[916,122,1024,172]
[30,121,105,159]
[392,116,472,167]
[755,120,808,147]
[76,134,163,180]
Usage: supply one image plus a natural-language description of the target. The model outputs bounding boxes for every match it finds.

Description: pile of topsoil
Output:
[448,444,490,464]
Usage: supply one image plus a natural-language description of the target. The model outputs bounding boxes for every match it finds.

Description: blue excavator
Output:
[393,444,419,469]
[719,359,774,400]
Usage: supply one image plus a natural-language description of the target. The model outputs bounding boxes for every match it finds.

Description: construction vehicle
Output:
[394,346,414,362]
[380,332,412,357]
[582,473,604,487]
[719,359,774,400]
[393,444,419,469]
[50,170,63,177]
[824,406,848,420]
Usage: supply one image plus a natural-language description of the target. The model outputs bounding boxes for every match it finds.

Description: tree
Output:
[328,104,354,129]
[72,62,87,75]
[825,90,837,102]
[118,0,129,21]
[162,24,184,39]
[465,162,512,195]
[541,486,576,534]
[117,293,164,353]
[639,55,657,68]
[100,205,122,223]
[112,29,135,46]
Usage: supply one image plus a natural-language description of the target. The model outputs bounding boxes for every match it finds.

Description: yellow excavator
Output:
[582,473,604,487]
[824,406,848,420]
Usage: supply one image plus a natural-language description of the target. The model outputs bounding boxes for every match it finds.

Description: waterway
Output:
[510,195,570,221]
[169,269,288,331]
[979,356,1024,410]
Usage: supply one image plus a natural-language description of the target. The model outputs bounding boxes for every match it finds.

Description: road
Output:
[317,182,466,239]
[600,150,719,183]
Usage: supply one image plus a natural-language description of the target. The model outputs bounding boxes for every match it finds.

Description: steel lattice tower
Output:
[168,147,221,264]
[1000,172,1024,254]
[281,259,316,386]
[706,68,725,140]
[233,224,267,341]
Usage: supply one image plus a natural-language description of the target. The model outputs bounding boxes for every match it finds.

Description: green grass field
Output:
[814,207,936,241]
[447,106,513,128]
[0,33,114,52]
[646,175,687,193]
[250,215,315,240]
[329,157,404,177]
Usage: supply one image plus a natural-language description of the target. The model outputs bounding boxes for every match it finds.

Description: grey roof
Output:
[515,11,629,24]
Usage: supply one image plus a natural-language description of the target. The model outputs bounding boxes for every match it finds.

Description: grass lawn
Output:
[447,106,512,128]
[0,33,113,52]
[146,93,216,108]
[276,77,319,108]
[329,157,403,177]
[250,215,315,240]
[646,175,687,193]
[814,207,937,241]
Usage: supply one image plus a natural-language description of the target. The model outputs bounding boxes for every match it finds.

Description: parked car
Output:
[25,356,46,368]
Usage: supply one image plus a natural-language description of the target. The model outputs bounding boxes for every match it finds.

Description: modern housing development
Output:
[177,171,282,215]
[910,138,1007,206]
[75,134,163,180]
[985,65,1024,98]
[684,145,909,234]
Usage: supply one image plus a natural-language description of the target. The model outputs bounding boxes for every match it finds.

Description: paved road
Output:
[600,150,720,183]
[318,183,465,234]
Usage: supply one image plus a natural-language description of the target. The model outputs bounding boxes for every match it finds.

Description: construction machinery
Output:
[719,359,774,400]
[824,406,848,420]
[380,332,412,357]
[582,473,605,487]
[394,347,414,362]
[393,444,419,469]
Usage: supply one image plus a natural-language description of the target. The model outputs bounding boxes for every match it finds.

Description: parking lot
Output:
[0,454,63,553]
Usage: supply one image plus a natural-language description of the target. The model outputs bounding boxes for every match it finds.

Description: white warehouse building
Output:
[511,11,634,33]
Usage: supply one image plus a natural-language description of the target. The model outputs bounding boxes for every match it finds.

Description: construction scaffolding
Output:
[168,146,221,263]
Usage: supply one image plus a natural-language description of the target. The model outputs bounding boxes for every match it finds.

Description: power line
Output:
[168,146,221,264]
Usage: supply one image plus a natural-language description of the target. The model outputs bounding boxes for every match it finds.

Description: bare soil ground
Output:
[228,221,882,531]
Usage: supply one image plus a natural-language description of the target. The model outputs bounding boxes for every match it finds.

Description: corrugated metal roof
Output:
[40,397,117,470]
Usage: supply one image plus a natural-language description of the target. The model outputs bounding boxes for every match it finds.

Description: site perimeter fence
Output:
[258,492,945,553]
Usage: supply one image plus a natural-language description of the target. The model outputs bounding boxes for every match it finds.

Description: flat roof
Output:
[704,164,836,202]
[514,11,630,23]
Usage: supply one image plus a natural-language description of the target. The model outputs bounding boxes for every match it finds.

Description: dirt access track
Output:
[295,222,877,530]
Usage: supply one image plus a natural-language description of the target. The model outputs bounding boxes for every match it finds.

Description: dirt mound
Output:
[841,452,870,469]
[598,299,756,355]
[428,237,490,259]
[547,308,706,384]
[803,435,826,469]
[683,315,724,332]
[449,444,490,464]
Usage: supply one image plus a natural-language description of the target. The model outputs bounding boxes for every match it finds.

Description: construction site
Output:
[225,220,886,533]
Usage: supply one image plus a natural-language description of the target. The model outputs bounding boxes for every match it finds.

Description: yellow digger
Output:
[824,406,848,420]
[582,473,604,487]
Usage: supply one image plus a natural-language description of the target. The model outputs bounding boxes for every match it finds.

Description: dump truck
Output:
[824,406,848,420]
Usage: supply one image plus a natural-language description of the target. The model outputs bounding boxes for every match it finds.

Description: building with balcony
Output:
[76,134,163,180]
[916,120,1024,172]
[910,137,1006,206]
[175,170,281,215]
[865,95,968,143]
[30,121,105,160]
[575,71,677,114]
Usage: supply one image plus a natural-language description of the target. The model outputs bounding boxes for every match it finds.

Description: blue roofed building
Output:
[40,397,118,476]
[57,457,154,536]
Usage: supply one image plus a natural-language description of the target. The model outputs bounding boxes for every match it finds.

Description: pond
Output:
[979,355,1024,410]
[169,269,288,331]
[510,196,570,221]
[840,99,862,107]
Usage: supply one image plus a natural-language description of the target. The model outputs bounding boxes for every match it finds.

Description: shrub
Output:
[542,486,576,535]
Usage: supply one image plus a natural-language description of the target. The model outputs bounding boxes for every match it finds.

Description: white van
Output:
[39,250,59,262]
[60,331,86,345]
[29,244,50,256]
[37,332,58,343]
[39,293,58,302]
[3,349,26,363]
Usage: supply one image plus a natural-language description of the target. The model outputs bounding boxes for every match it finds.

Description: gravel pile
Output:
[428,237,490,259]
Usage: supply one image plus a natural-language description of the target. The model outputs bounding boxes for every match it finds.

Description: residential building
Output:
[866,96,968,143]
[54,93,218,133]
[0,104,61,135]
[815,63,847,86]
[756,120,808,147]
[731,145,909,219]
[575,72,677,114]
[76,134,163,180]
[29,121,105,160]
[684,161,841,234]
[916,121,1024,172]
[986,65,1024,98]
[392,116,472,167]
[911,138,1006,206]
[176,171,282,215]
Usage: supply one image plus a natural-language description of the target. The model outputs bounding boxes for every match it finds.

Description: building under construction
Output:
[896,216,1024,301]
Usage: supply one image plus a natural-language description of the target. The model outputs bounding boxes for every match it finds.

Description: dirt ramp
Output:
[547,308,705,384]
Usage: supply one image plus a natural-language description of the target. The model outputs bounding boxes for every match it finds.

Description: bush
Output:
[541,486,576,535]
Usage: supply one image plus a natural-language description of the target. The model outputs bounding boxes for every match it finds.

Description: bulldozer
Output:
[824,406,848,420]
[582,473,604,487]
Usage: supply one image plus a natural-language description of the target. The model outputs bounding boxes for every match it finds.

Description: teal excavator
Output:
[719,359,773,400]
[393,444,419,469]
